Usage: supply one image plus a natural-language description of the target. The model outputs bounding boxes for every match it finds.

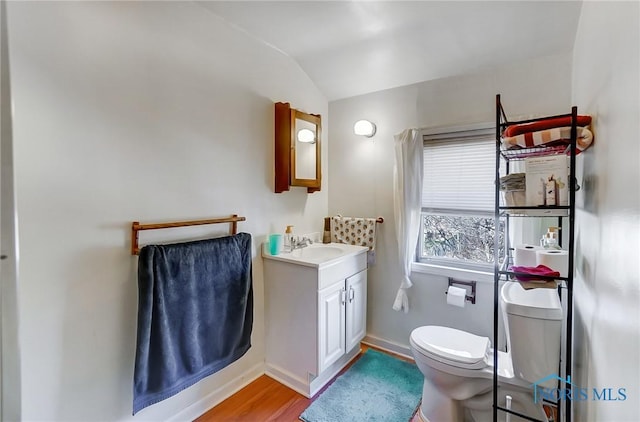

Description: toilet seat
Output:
[410,326,531,389]
[410,326,490,369]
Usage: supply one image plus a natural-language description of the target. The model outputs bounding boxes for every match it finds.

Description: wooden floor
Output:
[195,374,311,422]
[196,345,558,422]
[196,345,413,422]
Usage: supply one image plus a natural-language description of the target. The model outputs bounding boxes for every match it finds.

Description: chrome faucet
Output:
[291,236,313,250]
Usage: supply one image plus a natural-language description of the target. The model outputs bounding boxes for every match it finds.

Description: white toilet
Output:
[410,282,562,422]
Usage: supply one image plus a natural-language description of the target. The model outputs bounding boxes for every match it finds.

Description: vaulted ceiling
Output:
[199,1,582,101]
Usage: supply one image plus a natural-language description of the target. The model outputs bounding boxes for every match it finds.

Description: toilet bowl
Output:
[410,282,562,422]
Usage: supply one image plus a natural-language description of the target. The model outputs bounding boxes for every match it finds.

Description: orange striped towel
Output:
[501,126,593,153]
[503,115,592,137]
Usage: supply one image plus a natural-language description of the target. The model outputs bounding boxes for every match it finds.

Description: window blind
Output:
[422,128,495,213]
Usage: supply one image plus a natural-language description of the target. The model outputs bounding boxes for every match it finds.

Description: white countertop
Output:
[262,242,368,268]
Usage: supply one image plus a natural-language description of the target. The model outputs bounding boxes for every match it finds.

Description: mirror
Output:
[274,102,322,193]
[291,109,321,189]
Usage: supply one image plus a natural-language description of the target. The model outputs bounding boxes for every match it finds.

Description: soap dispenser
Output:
[284,225,294,252]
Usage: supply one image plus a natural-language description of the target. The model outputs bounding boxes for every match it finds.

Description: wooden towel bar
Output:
[131,214,246,255]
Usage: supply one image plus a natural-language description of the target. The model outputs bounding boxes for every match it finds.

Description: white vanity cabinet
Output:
[262,243,368,398]
[318,268,367,373]
[345,270,367,352]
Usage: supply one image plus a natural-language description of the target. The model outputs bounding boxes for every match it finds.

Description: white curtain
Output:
[392,129,423,313]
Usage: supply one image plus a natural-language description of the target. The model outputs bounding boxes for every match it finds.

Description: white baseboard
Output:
[362,334,414,361]
[265,346,361,399]
[265,363,310,397]
[308,347,360,397]
[168,362,264,422]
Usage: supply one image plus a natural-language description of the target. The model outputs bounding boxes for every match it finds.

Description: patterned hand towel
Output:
[331,215,378,265]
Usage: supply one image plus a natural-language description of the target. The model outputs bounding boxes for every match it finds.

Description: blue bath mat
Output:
[299,348,422,422]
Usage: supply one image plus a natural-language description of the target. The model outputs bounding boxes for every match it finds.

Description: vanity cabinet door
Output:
[318,281,346,373]
[345,270,367,352]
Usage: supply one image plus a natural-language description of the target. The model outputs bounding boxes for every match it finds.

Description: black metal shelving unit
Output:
[493,94,577,422]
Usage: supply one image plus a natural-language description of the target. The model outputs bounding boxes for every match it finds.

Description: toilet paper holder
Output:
[445,279,476,304]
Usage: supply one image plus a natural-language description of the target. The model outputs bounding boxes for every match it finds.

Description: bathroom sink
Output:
[290,245,343,260]
[262,242,368,267]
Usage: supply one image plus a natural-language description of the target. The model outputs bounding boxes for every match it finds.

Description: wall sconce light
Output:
[297,128,316,143]
[353,119,376,137]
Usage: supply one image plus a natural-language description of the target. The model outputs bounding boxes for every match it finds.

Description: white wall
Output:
[7,2,327,420]
[571,2,640,420]
[328,53,573,352]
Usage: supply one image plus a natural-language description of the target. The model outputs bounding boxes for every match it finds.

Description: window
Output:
[418,123,504,271]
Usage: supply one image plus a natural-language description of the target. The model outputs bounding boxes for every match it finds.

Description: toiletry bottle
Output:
[285,225,294,252]
[322,217,331,244]
[541,227,560,249]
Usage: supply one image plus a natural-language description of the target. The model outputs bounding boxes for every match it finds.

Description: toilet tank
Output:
[500,282,562,387]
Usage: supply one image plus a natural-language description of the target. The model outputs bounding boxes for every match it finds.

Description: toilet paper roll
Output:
[514,244,543,267]
[536,249,569,277]
[446,286,467,308]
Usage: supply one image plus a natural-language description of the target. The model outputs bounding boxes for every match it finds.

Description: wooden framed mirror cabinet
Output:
[274,102,321,193]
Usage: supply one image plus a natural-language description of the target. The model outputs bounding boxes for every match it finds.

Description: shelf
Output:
[494,95,577,422]
[498,206,570,210]
[496,405,547,422]
[498,270,568,282]
[498,111,574,128]
[499,206,570,217]
[500,145,569,161]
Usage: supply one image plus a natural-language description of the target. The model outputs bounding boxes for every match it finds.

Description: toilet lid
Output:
[411,326,490,369]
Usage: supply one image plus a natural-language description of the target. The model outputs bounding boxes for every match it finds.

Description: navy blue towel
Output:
[133,233,253,414]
